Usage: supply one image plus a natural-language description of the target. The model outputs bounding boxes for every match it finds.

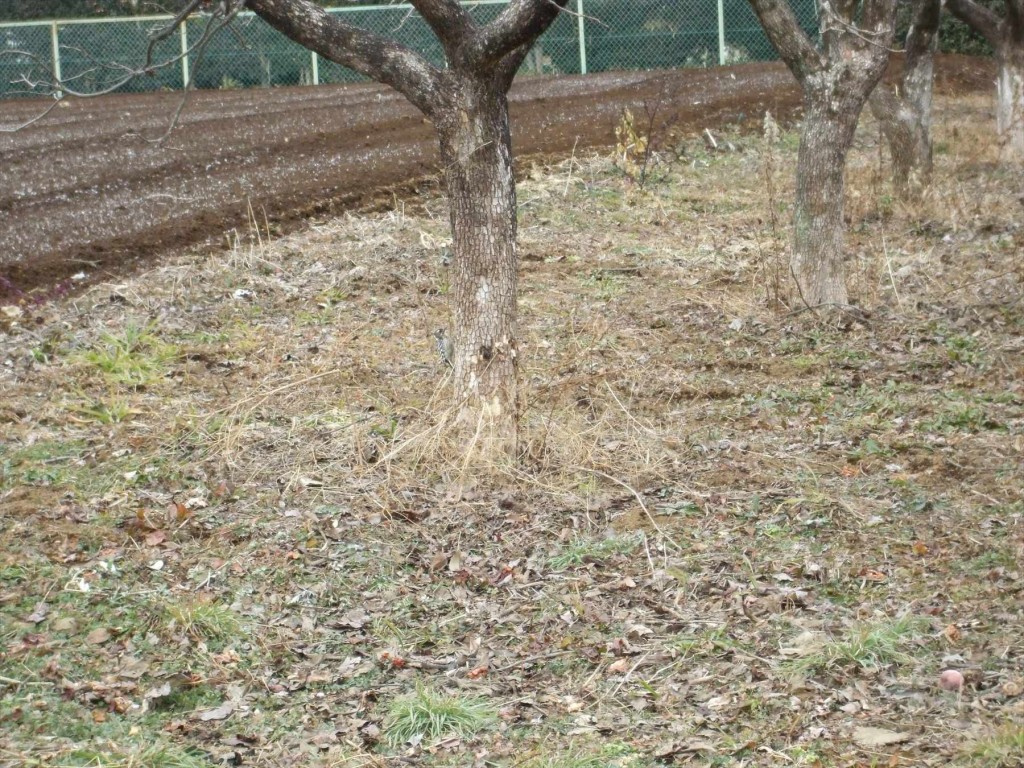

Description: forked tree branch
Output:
[408,0,473,53]
[904,0,941,69]
[946,0,1002,46]
[495,41,536,91]
[246,0,445,114]
[461,0,569,70]
[746,0,825,81]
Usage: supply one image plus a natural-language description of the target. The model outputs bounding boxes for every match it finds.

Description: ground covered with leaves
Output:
[1,93,1022,768]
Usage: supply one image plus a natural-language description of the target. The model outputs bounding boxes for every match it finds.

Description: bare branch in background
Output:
[0,0,245,132]
[0,89,61,132]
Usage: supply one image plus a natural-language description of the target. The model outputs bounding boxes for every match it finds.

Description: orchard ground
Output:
[1,84,1023,765]
[0,55,993,297]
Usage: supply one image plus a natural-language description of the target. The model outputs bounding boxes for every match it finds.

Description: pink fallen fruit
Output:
[939,669,964,691]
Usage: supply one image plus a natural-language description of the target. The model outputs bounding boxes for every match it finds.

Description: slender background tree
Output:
[870,0,942,200]
[747,0,898,307]
[947,0,1024,159]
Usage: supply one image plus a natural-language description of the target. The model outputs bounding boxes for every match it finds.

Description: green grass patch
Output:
[384,683,496,747]
[56,741,215,768]
[923,403,999,433]
[77,322,178,387]
[522,740,639,768]
[785,615,930,678]
[0,439,87,489]
[67,396,138,425]
[167,601,241,644]
[549,533,641,569]
[962,724,1024,768]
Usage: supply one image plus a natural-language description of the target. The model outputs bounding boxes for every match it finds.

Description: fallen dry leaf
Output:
[117,657,149,679]
[196,702,234,721]
[448,550,464,572]
[25,602,49,624]
[144,682,172,701]
[85,627,111,644]
[852,727,911,748]
[174,500,193,522]
[1001,679,1023,697]
[606,658,630,674]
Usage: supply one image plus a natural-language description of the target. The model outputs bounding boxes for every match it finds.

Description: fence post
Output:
[577,0,587,75]
[717,0,726,65]
[180,21,189,88]
[50,21,62,86]
[311,51,319,85]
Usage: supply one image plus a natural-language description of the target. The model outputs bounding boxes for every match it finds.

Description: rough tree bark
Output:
[869,0,942,200]
[747,0,898,307]
[435,79,520,450]
[244,0,569,457]
[948,0,1024,161]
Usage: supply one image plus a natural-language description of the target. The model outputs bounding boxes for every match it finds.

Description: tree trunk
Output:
[869,0,939,199]
[436,80,519,458]
[232,0,572,464]
[791,88,862,307]
[870,86,933,198]
[746,0,896,308]
[995,40,1024,161]
[945,0,1024,162]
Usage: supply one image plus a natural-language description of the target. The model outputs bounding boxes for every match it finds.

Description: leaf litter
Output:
[0,92,1022,767]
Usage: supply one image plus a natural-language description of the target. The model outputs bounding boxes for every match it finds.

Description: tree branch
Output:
[1006,0,1023,36]
[904,0,941,71]
[246,0,446,115]
[0,2,240,111]
[860,0,899,37]
[494,41,534,92]
[409,0,473,52]
[746,0,825,81]
[460,0,569,71]
[946,0,1002,47]
[0,96,61,133]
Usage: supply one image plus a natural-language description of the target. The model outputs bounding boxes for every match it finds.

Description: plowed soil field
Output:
[0,55,994,295]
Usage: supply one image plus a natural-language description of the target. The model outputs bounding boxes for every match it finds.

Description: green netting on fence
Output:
[0,0,821,99]
[57,18,181,93]
[192,13,315,89]
[724,0,818,61]
[585,0,719,72]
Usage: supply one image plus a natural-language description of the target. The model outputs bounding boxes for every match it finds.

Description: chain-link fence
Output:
[0,0,818,98]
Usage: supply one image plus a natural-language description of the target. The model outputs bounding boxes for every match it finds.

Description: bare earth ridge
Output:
[0,56,993,294]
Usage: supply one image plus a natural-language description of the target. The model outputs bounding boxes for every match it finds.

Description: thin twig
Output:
[542,0,610,27]
[882,235,903,310]
[0,96,61,132]
[0,0,243,134]
[562,136,579,197]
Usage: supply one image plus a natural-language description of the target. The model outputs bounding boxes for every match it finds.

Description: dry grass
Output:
[1,92,1021,767]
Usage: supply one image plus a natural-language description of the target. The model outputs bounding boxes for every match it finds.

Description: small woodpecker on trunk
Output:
[433,328,454,369]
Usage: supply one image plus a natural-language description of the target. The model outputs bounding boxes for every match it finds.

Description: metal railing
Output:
[0,0,817,98]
